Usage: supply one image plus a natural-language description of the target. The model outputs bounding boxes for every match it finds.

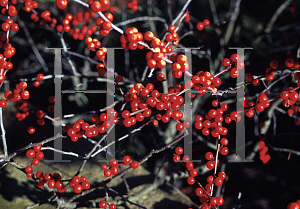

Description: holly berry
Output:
[25,165,33,173]
[73,184,82,193]
[187,176,195,185]
[175,147,183,155]
[81,181,90,190]
[32,158,40,166]
[104,169,112,177]
[123,155,131,165]
[109,203,117,209]
[72,176,81,184]
[195,188,203,196]
[56,0,68,9]
[99,200,107,208]
[287,203,299,209]
[111,166,119,175]
[26,149,35,158]
[48,180,56,189]
[186,162,194,170]
[220,147,229,155]
[91,1,102,13]
[173,155,180,162]
[130,160,139,169]
[27,126,35,134]
[214,177,223,186]
[197,22,204,31]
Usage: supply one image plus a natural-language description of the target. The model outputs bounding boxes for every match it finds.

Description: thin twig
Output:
[17,17,49,73]
[0,108,7,160]
[41,146,84,158]
[264,0,292,33]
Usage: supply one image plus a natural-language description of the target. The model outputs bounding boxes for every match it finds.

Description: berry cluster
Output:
[25,145,44,169]
[0,68,41,110]
[257,140,270,164]
[99,200,116,209]
[25,144,90,193]
[196,19,210,31]
[280,88,299,108]
[255,92,269,112]
[221,54,245,78]
[0,0,299,208]
[101,156,139,178]
[194,101,230,138]
[64,110,118,142]
[95,13,114,37]
[88,0,110,13]
[173,146,225,208]
[127,0,138,12]
[120,27,144,50]
[69,175,90,193]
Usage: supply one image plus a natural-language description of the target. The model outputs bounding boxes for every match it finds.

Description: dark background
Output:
[1,0,300,208]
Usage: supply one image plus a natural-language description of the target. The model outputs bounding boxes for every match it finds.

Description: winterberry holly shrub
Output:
[0,0,300,209]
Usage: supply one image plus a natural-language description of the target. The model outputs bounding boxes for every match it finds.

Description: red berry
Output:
[270,60,278,69]
[258,93,268,103]
[210,197,217,205]
[73,184,82,193]
[182,155,190,162]
[203,19,210,26]
[287,108,294,116]
[130,160,139,169]
[285,59,294,68]
[109,203,117,209]
[218,171,226,180]
[176,122,184,131]
[189,168,198,177]
[37,73,44,81]
[48,180,56,189]
[99,200,107,208]
[220,138,228,146]
[197,22,204,31]
[187,176,195,185]
[81,181,90,190]
[26,149,35,158]
[109,158,118,166]
[32,158,39,166]
[56,0,68,9]
[36,152,44,160]
[116,75,123,82]
[289,91,299,101]
[91,1,102,13]
[175,147,183,155]
[72,176,81,184]
[111,166,119,175]
[255,103,264,112]
[214,177,223,186]
[280,91,289,99]
[157,73,165,81]
[205,152,213,160]
[206,160,214,169]
[230,54,239,62]
[195,188,203,196]
[0,100,7,108]
[123,155,131,165]
[220,147,229,155]
[216,196,224,205]
[173,154,181,162]
[104,169,112,177]
[27,126,35,134]
[186,162,194,170]
[287,202,299,209]
[25,165,33,173]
